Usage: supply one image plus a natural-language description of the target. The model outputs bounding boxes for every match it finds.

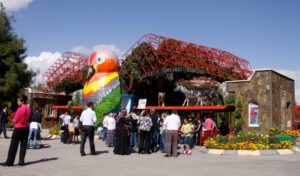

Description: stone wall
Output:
[226,70,295,133]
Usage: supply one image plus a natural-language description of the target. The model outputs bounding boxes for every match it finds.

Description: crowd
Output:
[2,97,230,167]
[95,108,230,157]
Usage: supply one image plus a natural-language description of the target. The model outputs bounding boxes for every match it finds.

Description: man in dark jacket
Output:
[150,109,159,152]
[0,106,9,138]
[31,108,42,123]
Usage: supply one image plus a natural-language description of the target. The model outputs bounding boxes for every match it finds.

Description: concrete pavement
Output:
[1,130,300,176]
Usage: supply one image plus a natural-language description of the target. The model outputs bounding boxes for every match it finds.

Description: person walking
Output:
[0,106,9,139]
[79,102,97,156]
[164,110,181,157]
[3,96,31,166]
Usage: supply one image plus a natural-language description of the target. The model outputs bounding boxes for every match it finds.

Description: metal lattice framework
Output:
[42,52,88,92]
[120,34,252,92]
[42,34,252,93]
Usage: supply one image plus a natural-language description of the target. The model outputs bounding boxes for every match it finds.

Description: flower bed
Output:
[204,129,299,150]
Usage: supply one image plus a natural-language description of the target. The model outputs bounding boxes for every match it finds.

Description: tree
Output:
[53,78,83,95]
[0,4,35,110]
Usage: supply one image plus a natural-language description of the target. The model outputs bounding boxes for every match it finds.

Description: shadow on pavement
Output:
[93,150,109,155]
[24,157,59,166]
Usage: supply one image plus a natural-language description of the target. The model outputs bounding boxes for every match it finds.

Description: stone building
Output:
[226,69,295,132]
[25,88,72,128]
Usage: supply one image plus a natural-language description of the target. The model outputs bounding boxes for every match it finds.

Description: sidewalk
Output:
[1,131,300,176]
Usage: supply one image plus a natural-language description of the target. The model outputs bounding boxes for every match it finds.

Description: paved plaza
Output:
[1,130,300,176]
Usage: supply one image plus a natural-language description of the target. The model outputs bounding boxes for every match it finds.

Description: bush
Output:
[49,124,61,135]
[204,131,294,150]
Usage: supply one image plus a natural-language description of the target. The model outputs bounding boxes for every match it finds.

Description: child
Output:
[181,118,193,155]
[97,124,104,140]
[68,119,75,144]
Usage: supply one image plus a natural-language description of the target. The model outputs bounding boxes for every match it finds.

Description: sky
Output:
[1,0,300,103]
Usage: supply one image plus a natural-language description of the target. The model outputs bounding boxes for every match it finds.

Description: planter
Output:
[271,134,296,145]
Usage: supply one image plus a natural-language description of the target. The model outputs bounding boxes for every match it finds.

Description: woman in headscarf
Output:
[113,109,130,155]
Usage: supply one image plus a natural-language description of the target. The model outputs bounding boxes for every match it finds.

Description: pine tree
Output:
[0,4,35,110]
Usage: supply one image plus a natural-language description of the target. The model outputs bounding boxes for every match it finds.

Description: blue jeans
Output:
[28,128,38,149]
[130,132,137,148]
[151,132,159,152]
[183,135,193,148]
[160,131,166,151]
[102,128,107,141]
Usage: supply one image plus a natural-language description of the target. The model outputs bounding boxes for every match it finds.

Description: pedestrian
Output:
[103,113,116,147]
[163,110,181,157]
[3,96,31,166]
[79,102,97,156]
[60,110,71,144]
[150,109,159,153]
[113,109,130,155]
[31,108,42,124]
[68,118,75,144]
[138,110,152,154]
[0,106,9,139]
[73,114,80,143]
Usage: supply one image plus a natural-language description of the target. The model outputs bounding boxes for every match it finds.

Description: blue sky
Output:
[1,0,300,103]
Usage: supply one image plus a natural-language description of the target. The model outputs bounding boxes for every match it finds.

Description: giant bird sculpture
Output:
[83,50,121,124]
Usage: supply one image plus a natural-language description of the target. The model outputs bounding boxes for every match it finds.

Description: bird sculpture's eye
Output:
[97,57,104,64]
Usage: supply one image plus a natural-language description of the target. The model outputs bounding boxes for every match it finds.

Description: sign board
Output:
[137,99,147,109]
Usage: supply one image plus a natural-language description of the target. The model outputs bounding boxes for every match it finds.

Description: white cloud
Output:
[70,45,90,55]
[24,51,61,86]
[71,44,122,57]
[0,0,33,12]
[275,69,300,105]
[25,44,123,86]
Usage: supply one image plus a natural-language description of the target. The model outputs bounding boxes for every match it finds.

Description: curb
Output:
[199,146,300,156]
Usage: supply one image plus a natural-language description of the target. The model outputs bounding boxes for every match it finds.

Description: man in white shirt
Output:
[163,110,181,157]
[80,102,97,156]
[60,111,71,144]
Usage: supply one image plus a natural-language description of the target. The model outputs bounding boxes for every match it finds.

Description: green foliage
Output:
[230,93,244,133]
[73,91,82,105]
[49,123,61,135]
[53,78,83,95]
[120,42,154,93]
[94,86,121,127]
[0,5,35,109]
[224,93,235,105]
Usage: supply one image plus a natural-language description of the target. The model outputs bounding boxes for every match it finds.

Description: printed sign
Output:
[137,99,147,109]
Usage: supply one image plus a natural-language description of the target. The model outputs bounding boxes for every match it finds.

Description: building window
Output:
[248,102,259,127]
[46,104,54,118]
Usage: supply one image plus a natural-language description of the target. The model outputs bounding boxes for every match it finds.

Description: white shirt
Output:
[80,108,97,126]
[60,114,71,125]
[73,118,79,128]
[164,113,181,130]
[102,115,109,128]
[30,121,41,130]
[103,117,116,130]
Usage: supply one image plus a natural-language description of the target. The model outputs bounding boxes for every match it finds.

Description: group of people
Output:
[96,110,231,157]
[59,110,80,144]
[2,96,231,167]
[96,108,196,157]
